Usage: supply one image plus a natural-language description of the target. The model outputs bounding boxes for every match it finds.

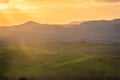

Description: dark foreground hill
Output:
[0,19,120,44]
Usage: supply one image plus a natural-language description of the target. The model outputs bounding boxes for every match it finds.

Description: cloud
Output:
[21,0,93,6]
[10,0,94,10]
[95,0,120,3]
[0,0,9,3]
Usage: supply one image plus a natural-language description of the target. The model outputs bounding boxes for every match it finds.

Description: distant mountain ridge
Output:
[0,19,120,44]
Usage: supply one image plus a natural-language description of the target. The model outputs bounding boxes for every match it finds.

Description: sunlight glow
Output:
[0,3,9,9]
[0,0,120,25]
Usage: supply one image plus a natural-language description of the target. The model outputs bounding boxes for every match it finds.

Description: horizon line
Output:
[0,18,120,27]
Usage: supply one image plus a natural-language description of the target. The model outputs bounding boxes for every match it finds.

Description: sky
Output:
[0,0,120,25]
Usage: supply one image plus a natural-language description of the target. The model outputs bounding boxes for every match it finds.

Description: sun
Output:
[0,0,11,9]
[0,4,9,9]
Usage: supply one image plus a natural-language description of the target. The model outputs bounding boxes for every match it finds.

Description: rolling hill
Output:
[0,19,120,79]
[0,19,120,44]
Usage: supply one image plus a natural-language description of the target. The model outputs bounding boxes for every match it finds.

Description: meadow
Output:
[0,42,120,80]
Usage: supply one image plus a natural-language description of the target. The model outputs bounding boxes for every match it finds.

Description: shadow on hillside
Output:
[0,41,13,80]
[1,75,120,80]
[16,76,120,80]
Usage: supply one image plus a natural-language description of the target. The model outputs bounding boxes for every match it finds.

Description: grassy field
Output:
[0,42,120,80]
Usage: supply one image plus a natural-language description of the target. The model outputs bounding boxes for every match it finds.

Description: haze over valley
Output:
[0,19,120,44]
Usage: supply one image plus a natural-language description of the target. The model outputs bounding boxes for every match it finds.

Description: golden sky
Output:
[0,0,120,25]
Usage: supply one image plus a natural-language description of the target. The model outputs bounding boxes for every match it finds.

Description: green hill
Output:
[0,42,120,80]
